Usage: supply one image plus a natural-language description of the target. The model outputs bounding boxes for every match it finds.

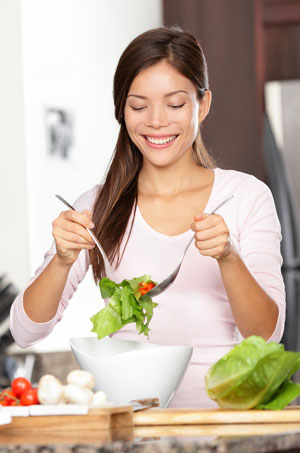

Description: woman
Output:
[10,27,285,408]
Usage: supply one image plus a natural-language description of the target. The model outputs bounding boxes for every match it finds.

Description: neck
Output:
[138,152,211,197]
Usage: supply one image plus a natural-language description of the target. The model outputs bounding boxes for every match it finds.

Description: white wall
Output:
[1,0,163,352]
[0,0,31,289]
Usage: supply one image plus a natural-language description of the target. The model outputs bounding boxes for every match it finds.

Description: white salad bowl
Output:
[70,336,193,407]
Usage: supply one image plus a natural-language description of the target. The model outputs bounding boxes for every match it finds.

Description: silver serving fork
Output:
[55,194,112,278]
[146,195,234,297]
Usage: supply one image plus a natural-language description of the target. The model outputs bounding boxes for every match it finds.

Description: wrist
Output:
[53,253,74,270]
[217,241,238,265]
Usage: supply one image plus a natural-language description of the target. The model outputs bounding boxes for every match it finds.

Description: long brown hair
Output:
[90,26,215,281]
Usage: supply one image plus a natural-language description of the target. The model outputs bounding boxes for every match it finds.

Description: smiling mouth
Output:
[144,135,178,145]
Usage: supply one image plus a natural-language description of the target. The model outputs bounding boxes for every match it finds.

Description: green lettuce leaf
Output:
[90,305,123,338]
[205,335,300,410]
[257,381,300,410]
[91,275,157,340]
[99,278,118,298]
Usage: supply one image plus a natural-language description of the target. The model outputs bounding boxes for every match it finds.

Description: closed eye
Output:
[169,103,186,109]
[131,106,146,111]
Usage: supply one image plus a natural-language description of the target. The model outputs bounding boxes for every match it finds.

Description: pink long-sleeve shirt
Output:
[10,168,286,407]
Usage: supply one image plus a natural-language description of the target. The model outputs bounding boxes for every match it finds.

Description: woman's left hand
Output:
[191,213,233,260]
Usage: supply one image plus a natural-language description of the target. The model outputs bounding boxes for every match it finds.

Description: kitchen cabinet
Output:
[163,0,300,181]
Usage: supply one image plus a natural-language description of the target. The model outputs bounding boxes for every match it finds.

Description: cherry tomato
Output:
[20,387,39,406]
[139,281,156,295]
[10,401,23,406]
[1,389,18,405]
[0,389,7,405]
[11,377,31,398]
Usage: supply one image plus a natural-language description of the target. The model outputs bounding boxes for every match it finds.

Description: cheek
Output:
[124,107,144,137]
[124,116,144,150]
[124,116,138,142]
[179,107,199,138]
[180,100,198,124]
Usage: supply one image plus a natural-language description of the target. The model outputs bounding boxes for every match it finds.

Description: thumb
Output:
[191,213,205,231]
[81,209,92,220]
[194,213,206,222]
[81,210,94,228]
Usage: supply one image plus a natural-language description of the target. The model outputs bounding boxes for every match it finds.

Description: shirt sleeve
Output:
[9,186,99,348]
[237,176,286,343]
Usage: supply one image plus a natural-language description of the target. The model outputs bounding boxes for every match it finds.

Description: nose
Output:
[145,106,169,129]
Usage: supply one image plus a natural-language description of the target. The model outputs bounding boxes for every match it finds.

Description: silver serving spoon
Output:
[146,195,234,298]
[55,194,112,278]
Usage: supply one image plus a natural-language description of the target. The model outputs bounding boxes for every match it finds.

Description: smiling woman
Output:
[10,26,286,409]
[124,62,211,169]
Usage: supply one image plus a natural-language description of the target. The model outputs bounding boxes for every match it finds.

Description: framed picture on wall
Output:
[45,107,74,160]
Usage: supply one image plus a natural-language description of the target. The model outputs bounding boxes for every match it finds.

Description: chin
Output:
[148,158,178,168]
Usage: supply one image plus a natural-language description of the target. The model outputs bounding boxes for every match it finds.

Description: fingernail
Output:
[88,222,94,228]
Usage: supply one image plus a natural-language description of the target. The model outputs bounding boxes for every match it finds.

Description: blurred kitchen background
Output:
[0,0,300,381]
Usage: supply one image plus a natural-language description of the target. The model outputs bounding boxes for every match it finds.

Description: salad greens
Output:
[90,275,157,340]
[205,336,300,410]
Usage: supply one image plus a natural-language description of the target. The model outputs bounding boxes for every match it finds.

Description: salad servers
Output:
[55,194,112,278]
[131,397,160,412]
[146,195,234,298]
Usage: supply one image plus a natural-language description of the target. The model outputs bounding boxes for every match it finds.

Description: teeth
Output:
[146,135,177,145]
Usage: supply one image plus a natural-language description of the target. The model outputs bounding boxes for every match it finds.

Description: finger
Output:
[53,213,94,244]
[195,223,229,241]
[56,228,95,247]
[191,213,206,231]
[62,210,94,229]
[194,213,206,221]
[59,219,95,244]
[194,213,221,231]
[197,245,226,259]
[81,210,94,225]
[56,237,95,251]
[53,222,94,246]
[195,234,229,252]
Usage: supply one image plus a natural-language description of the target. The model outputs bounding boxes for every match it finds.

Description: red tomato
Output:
[139,281,155,295]
[2,389,17,405]
[11,377,31,398]
[0,390,7,405]
[10,401,23,406]
[20,387,39,406]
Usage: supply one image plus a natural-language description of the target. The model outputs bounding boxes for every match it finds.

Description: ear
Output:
[198,90,212,123]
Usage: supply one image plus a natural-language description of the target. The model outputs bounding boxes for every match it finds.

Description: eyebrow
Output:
[127,90,188,100]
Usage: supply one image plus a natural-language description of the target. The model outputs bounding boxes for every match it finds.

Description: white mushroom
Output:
[66,370,95,390]
[63,383,94,405]
[38,374,64,405]
[91,390,108,407]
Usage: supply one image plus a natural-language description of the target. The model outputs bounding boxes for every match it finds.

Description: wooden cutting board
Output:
[134,406,300,425]
[0,406,133,432]
[134,422,300,438]
[1,406,300,445]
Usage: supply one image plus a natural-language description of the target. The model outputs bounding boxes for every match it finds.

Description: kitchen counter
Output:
[1,420,300,452]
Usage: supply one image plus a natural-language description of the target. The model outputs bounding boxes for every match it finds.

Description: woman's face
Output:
[124,60,211,168]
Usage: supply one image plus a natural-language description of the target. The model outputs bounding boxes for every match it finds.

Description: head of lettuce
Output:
[205,336,300,410]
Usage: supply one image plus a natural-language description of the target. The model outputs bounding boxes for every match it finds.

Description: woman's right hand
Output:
[52,209,95,265]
